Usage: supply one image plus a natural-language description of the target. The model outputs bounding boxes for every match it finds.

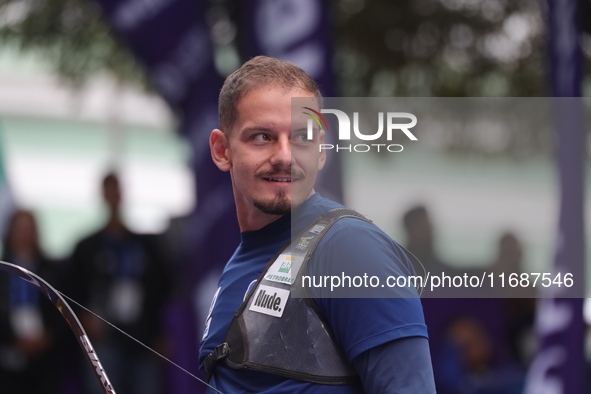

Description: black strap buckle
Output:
[203,342,230,382]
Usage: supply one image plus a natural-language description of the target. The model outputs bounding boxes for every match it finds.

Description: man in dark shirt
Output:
[199,56,436,393]
[67,172,170,394]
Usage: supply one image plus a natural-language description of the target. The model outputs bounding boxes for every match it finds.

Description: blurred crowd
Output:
[0,174,571,394]
[0,172,172,394]
[404,205,535,394]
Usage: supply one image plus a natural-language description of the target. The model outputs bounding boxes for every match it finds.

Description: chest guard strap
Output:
[204,208,372,384]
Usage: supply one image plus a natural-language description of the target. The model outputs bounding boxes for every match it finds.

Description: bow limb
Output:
[1,260,225,394]
[0,260,116,394]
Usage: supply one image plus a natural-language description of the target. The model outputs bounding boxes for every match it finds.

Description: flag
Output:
[524,1,586,393]
[240,0,343,202]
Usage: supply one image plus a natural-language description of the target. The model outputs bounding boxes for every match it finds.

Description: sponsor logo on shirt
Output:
[308,224,326,234]
[278,259,293,273]
[264,254,303,285]
[295,236,314,251]
[249,285,289,318]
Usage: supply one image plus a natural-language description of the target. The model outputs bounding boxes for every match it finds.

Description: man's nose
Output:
[270,137,294,167]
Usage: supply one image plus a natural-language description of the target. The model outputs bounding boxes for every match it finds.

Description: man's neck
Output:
[105,211,128,235]
[237,210,284,232]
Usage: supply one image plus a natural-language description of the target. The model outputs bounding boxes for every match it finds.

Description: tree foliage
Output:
[0,0,145,87]
[333,0,547,97]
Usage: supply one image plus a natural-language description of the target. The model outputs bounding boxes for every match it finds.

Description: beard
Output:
[253,189,292,215]
[253,167,307,215]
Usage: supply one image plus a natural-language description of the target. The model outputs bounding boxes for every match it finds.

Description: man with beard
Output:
[199,56,435,393]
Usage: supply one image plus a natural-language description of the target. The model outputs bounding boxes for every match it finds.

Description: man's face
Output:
[217,85,325,218]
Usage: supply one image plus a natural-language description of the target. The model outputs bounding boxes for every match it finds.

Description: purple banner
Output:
[241,0,343,202]
[97,0,214,110]
[525,1,586,393]
[90,0,239,393]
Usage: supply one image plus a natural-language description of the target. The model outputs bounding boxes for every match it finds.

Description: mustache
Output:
[255,168,305,180]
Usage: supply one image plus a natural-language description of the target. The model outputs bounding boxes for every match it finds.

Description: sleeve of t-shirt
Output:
[352,336,436,393]
[309,218,428,361]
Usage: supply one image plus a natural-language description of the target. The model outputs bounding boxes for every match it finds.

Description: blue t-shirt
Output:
[199,194,429,393]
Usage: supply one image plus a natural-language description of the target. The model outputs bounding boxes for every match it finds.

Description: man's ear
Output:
[210,129,232,171]
[318,129,326,171]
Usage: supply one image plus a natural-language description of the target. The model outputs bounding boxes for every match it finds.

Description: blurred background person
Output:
[65,172,171,394]
[491,232,525,278]
[490,231,536,368]
[435,316,525,394]
[403,204,455,276]
[411,206,515,393]
[0,209,65,394]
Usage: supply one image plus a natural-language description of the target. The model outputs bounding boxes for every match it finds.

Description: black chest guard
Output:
[203,208,371,385]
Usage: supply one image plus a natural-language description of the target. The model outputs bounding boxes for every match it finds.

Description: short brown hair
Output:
[218,56,321,133]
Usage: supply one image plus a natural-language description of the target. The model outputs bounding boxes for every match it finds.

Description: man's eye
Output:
[252,133,270,141]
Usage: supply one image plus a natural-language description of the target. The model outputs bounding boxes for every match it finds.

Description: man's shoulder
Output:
[323,214,396,249]
[298,194,374,230]
[311,212,418,281]
[298,193,345,218]
[300,195,403,256]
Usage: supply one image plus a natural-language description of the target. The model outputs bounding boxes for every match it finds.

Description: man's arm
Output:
[352,336,436,394]
[311,218,435,391]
